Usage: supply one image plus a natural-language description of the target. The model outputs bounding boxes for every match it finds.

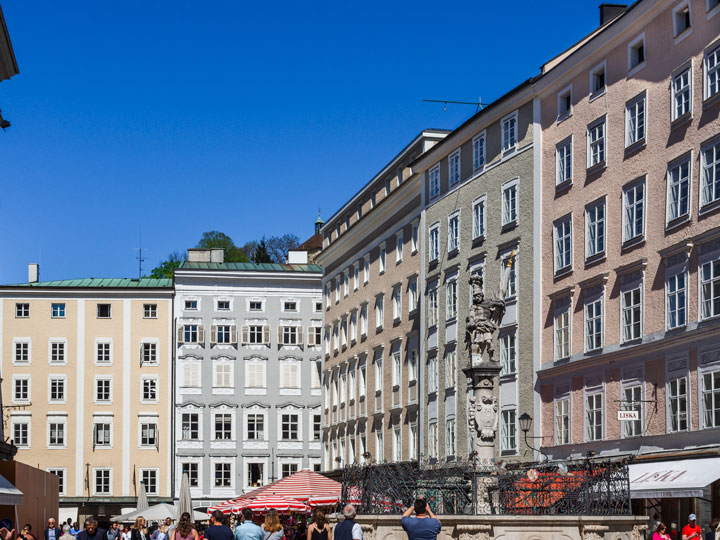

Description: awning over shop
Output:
[0,473,23,506]
[630,457,720,499]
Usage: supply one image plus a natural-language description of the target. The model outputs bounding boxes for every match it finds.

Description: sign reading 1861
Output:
[617,410,640,421]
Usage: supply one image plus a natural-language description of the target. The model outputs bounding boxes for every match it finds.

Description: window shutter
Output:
[291,365,298,387]
[177,326,184,344]
[263,325,270,345]
[277,326,283,345]
[242,325,249,345]
[211,325,217,346]
[231,325,237,345]
[297,326,304,345]
[198,325,205,345]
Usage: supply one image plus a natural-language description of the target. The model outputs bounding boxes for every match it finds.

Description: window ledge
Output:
[700,198,720,216]
[585,253,606,268]
[624,139,646,157]
[673,27,692,45]
[627,61,647,78]
[671,111,693,129]
[472,233,486,243]
[586,161,606,174]
[555,179,572,194]
[501,221,518,233]
[666,215,691,231]
[703,91,720,110]
[502,146,517,157]
[448,247,459,257]
[621,236,645,251]
[621,337,643,346]
[589,88,606,102]
[554,266,573,279]
[556,110,572,124]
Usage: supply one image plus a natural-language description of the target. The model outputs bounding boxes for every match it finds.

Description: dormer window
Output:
[673,2,691,38]
[590,62,606,98]
[628,34,646,73]
[557,86,572,119]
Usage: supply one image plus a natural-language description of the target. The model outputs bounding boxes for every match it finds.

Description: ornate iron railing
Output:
[340,459,630,516]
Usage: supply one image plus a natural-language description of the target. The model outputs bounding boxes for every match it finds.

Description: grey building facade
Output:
[414,84,537,463]
[173,248,323,506]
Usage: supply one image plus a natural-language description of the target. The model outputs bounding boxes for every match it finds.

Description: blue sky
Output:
[0,1,599,283]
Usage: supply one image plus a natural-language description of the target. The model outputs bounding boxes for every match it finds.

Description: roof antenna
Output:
[423,97,488,114]
[134,231,148,279]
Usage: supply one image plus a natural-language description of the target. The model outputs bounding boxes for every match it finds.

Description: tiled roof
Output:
[297,233,322,251]
[179,261,322,273]
[4,278,173,288]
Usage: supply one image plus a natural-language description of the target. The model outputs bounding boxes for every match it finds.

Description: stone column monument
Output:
[463,253,514,513]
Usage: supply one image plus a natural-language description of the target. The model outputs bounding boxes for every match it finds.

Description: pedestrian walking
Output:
[157,526,169,540]
[307,511,331,540]
[173,515,199,540]
[400,499,441,540]
[46,519,62,540]
[333,505,362,540]
[71,524,81,539]
[203,511,232,540]
[78,519,106,540]
[260,510,283,540]
[683,515,702,540]
[234,509,262,540]
[108,524,121,540]
[654,523,671,540]
[131,518,147,540]
[61,526,74,540]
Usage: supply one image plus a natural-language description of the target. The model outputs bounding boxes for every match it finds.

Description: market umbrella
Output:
[137,481,150,512]
[231,495,310,514]
[239,469,341,503]
[177,473,193,519]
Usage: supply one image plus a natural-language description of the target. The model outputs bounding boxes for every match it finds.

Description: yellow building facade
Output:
[0,275,173,522]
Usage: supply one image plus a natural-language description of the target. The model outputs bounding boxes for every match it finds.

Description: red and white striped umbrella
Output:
[240,469,341,503]
[208,497,244,515]
[232,495,310,513]
[307,495,341,507]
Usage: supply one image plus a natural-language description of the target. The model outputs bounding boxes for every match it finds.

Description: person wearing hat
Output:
[682,514,702,540]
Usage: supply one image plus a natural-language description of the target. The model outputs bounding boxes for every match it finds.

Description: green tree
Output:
[148,251,185,279]
[252,240,272,263]
[196,231,249,263]
[266,234,300,263]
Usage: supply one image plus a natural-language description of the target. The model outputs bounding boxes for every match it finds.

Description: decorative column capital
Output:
[456,523,492,540]
[582,524,610,540]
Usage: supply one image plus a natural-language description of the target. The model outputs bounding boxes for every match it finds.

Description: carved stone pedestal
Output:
[464,355,502,467]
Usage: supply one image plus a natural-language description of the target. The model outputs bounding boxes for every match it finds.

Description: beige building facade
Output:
[318,130,448,471]
[0,271,173,522]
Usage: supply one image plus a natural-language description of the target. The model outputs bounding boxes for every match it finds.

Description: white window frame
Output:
[554,395,570,445]
[428,285,438,327]
[448,211,460,252]
[48,375,67,404]
[47,416,67,449]
[139,468,159,496]
[622,178,646,243]
[621,379,644,439]
[448,149,461,187]
[95,339,113,365]
[12,338,31,365]
[47,468,66,496]
[585,296,604,352]
[589,61,607,100]
[446,278,458,321]
[557,84,572,119]
[408,278,418,313]
[672,64,693,121]
[396,231,403,263]
[500,409,517,453]
[375,294,384,329]
[94,376,112,404]
[621,283,644,343]
[500,331,517,375]
[667,370,689,433]
[556,136,572,186]
[587,117,606,168]
[429,224,440,261]
[501,110,518,153]
[93,468,112,496]
[429,165,441,199]
[554,306,570,361]
[701,137,720,209]
[140,375,159,403]
[392,286,402,321]
[627,33,647,75]
[672,1,692,41]
[501,177,518,226]
[472,131,486,171]
[472,195,486,239]
[411,221,419,254]
[700,254,720,320]
[584,385,605,442]
[585,199,606,259]
[666,269,688,330]
[553,215,572,273]
[624,91,646,148]
[666,153,692,225]
[700,357,720,429]
[379,244,386,274]
[11,415,30,448]
[212,358,235,390]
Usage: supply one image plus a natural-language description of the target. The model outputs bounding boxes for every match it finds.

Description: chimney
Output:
[287,250,308,265]
[210,249,224,263]
[187,249,210,262]
[599,3,627,26]
[28,263,39,283]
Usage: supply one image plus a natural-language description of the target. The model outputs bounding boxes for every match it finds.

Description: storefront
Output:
[630,456,720,534]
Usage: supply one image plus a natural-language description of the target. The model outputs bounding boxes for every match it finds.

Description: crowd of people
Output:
[651,514,720,540]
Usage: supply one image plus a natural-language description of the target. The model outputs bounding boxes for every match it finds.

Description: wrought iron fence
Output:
[340,459,630,516]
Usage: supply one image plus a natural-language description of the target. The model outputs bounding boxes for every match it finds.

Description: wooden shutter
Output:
[297,326,303,345]
[231,325,237,345]
[263,325,270,345]
[198,325,205,345]
[307,327,315,346]
[177,325,184,344]
[210,325,217,346]
[242,325,249,345]
[290,364,298,387]
[277,326,283,345]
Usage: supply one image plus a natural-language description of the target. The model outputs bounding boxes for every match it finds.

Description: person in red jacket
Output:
[682,514,702,540]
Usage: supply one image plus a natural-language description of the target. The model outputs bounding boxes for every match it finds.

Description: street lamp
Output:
[518,413,549,462]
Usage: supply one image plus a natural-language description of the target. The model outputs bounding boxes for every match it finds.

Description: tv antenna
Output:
[423,97,489,113]
[134,233,149,279]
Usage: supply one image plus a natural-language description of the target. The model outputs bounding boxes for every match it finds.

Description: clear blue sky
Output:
[0,0,600,283]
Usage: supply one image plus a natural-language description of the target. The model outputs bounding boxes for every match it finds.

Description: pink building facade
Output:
[534,0,720,526]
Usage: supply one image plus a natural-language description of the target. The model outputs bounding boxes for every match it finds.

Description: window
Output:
[392,351,401,387]
[14,341,29,364]
[281,463,298,478]
[473,132,486,170]
[623,181,645,242]
[628,34,646,72]
[281,326,300,345]
[246,325,267,345]
[375,295,384,329]
[284,301,297,312]
[375,430,384,462]
[217,300,230,311]
[48,469,65,495]
[391,426,401,462]
[429,225,439,261]
[701,258,720,319]
[448,150,461,187]
[95,341,111,364]
[428,356,438,393]
[12,420,28,447]
[374,358,383,393]
[214,463,231,487]
[141,469,158,495]
[50,377,65,402]
[709,0,720,13]
[555,399,569,445]
[667,272,687,329]
[408,279,418,312]
[94,469,111,495]
[622,385,643,438]
[142,377,158,402]
[185,300,198,310]
[97,304,111,318]
[50,341,65,364]
[590,62,606,97]
[249,300,263,311]
[93,422,112,447]
[214,362,232,388]
[428,286,438,326]
[247,413,265,440]
[668,376,688,432]
[281,362,299,388]
[555,309,570,360]
[503,254,517,299]
[181,363,199,388]
[445,350,456,388]
[701,140,720,207]
[501,410,516,452]
[673,2,691,37]
[360,304,368,336]
[672,68,692,121]
[446,279,457,320]
[141,342,157,364]
[587,118,606,167]
[502,179,518,225]
[396,233,403,263]
[554,216,572,272]
[310,326,323,347]
[140,422,158,447]
[15,303,29,318]
[379,245,386,274]
[667,157,691,222]
[448,213,459,252]
[247,362,266,388]
[281,413,299,440]
[429,165,440,199]
[48,420,65,447]
[500,333,517,375]
[214,413,232,440]
[409,349,418,382]
[183,324,199,343]
[247,462,264,487]
[411,222,419,253]
[181,462,199,487]
[706,44,720,100]
[557,86,572,118]
[445,418,456,456]
[392,286,401,320]
[702,370,720,428]
[409,424,418,458]
[428,422,438,458]
[95,378,111,402]
[625,93,646,147]
[586,392,603,441]
[315,300,323,312]
[143,304,157,318]
[313,414,321,440]
[472,196,486,239]
[622,287,642,342]
[502,112,517,152]
[364,255,370,284]
[585,298,603,351]
[586,201,605,258]
[216,325,233,345]
[51,303,65,318]
[181,413,199,440]
[556,138,572,185]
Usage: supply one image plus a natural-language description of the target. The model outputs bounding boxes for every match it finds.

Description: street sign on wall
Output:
[617,410,640,421]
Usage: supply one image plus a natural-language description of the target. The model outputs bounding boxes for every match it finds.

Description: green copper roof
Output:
[180,261,322,273]
[5,277,173,288]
